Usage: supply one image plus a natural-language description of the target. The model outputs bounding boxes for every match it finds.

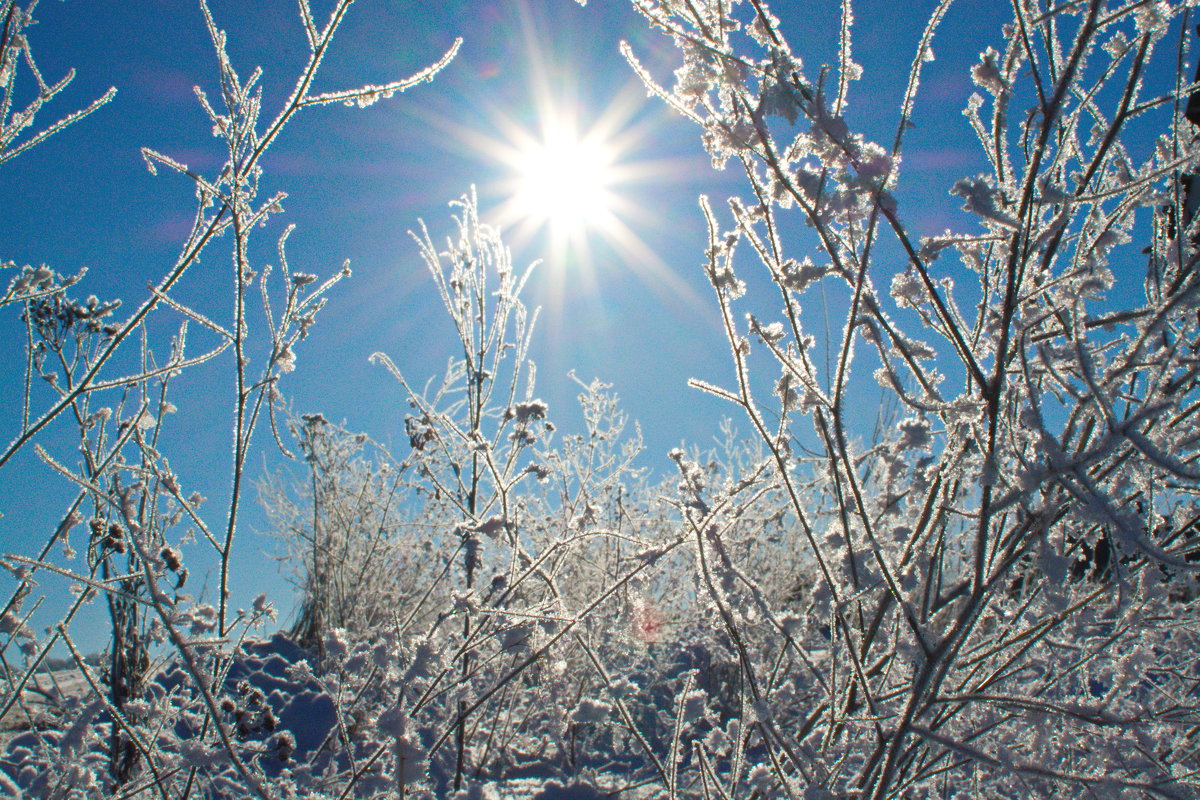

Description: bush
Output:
[2,0,1200,798]
[620,0,1200,796]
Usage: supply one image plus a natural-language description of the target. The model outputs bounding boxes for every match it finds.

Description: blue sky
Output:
[0,0,1030,647]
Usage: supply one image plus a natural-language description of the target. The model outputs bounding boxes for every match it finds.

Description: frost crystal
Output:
[506,399,548,422]
[950,175,1019,229]
[971,47,1007,95]
[890,271,924,308]
[895,417,931,451]
[276,343,296,373]
[780,257,828,292]
[1134,1,1170,33]
[570,697,612,724]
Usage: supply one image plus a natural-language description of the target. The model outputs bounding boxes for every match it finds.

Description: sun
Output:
[401,32,709,328]
[511,126,615,236]
[487,107,632,262]
[460,89,707,325]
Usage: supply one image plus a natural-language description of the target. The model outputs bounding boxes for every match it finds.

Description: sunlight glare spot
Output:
[513,134,614,233]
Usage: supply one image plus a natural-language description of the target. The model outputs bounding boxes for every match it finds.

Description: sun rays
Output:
[389,0,711,341]
[509,122,615,236]
[481,82,661,277]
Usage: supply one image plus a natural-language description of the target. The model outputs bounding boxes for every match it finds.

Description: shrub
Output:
[3,0,1200,798]
[0,1,460,796]
[618,0,1200,796]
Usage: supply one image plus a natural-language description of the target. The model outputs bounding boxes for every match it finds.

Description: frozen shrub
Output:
[0,0,458,797]
[620,0,1200,796]
[261,415,438,649]
[359,194,697,793]
[4,0,1200,797]
[0,1,114,167]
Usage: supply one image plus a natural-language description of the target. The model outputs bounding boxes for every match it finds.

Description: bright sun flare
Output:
[512,130,615,234]
[436,76,703,316]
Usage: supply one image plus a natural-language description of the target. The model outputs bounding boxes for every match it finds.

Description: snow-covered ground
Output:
[0,667,88,742]
[0,635,666,798]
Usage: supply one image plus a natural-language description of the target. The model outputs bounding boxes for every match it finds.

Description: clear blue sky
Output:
[0,0,1023,649]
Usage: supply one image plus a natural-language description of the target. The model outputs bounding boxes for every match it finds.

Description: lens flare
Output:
[512,130,614,234]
